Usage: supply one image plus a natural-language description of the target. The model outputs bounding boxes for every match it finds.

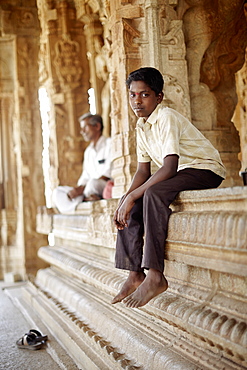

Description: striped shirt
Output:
[136,104,226,178]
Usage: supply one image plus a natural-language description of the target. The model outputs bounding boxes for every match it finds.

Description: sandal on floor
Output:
[28,329,48,343]
[16,333,42,350]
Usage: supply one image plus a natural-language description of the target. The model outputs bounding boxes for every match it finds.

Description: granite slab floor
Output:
[0,281,78,370]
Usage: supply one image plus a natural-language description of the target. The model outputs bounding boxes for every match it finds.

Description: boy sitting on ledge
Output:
[112,67,226,308]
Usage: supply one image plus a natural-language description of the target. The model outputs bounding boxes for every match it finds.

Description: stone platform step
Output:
[30,186,247,369]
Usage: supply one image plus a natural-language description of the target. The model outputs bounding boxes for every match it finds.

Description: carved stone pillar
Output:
[0,2,48,278]
[37,0,90,193]
[181,0,247,186]
[75,0,112,136]
[108,3,142,197]
[234,59,247,174]
[109,0,191,196]
[109,0,247,193]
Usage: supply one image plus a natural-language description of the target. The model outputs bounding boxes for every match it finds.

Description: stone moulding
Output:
[33,186,247,369]
[37,244,247,369]
[32,266,243,370]
[23,279,143,369]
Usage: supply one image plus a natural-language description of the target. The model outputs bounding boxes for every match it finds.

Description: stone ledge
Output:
[32,267,243,370]
[171,186,247,212]
[34,186,247,369]
[36,186,247,235]
[37,246,247,368]
[38,209,247,277]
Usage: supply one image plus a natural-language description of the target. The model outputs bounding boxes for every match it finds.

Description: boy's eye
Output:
[129,92,150,98]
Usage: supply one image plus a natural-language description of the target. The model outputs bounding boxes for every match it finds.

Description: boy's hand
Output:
[114,195,135,229]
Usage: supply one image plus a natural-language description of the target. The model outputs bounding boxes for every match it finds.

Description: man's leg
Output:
[83,178,107,200]
[115,197,144,271]
[142,168,223,271]
[112,197,146,303]
[52,186,83,213]
[123,169,223,308]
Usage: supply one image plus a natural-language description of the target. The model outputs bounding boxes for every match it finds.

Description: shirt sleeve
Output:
[136,130,151,163]
[101,137,112,178]
[77,147,90,186]
[159,111,181,159]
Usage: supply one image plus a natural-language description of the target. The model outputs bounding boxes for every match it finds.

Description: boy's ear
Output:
[157,92,164,103]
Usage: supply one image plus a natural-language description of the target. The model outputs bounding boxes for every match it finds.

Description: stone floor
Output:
[0,281,79,370]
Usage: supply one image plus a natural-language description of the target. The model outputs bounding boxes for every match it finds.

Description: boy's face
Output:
[128,80,163,121]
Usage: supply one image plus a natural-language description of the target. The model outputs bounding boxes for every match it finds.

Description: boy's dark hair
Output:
[126,67,164,95]
[79,113,104,133]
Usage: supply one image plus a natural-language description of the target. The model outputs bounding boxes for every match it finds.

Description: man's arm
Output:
[115,154,178,229]
[67,185,85,200]
[129,154,178,201]
[99,175,111,182]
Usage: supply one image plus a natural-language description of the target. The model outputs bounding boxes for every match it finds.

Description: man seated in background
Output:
[52,113,112,213]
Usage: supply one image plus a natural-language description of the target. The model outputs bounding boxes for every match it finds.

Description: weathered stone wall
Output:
[0,1,48,279]
[21,0,247,203]
[234,60,247,173]
[75,0,247,196]
[1,0,247,368]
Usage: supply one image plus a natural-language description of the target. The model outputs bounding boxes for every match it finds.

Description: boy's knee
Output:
[144,184,159,201]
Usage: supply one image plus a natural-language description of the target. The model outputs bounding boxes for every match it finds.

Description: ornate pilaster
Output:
[108,0,191,196]
[0,2,47,278]
[234,58,247,173]
[36,0,90,192]
[181,0,247,186]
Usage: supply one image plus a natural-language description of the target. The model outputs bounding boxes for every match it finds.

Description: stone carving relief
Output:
[17,10,35,28]
[177,0,216,129]
[17,39,31,69]
[122,18,140,49]
[94,34,111,136]
[38,42,49,84]
[146,2,191,120]
[110,71,122,136]
[163,74,190,119]
[234,58,247,172]
[172,0,247,184]
[54,38,83,91]
[180,0,247,132]
[201,5,247,130]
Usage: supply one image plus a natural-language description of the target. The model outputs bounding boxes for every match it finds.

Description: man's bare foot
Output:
[111,271,146,304]
[84,194,101,201]
[123,269,168,308]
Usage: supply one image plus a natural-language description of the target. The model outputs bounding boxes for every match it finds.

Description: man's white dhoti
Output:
[52,186,83,213]
[52,178,107,213]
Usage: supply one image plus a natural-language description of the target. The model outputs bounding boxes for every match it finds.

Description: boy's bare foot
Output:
[111,271,146,304]
[123,269,168,308]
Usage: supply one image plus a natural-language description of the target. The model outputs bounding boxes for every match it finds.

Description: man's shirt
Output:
[136,104,226,179]
[77,136,112,186]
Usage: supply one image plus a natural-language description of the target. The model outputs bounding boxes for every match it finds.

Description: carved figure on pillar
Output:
[179,0,247,185]
[94,35,111,136]
[54,37,83,90]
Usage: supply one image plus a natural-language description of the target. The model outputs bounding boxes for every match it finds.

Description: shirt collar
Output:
[89,135,105,150]
[136,104,161,129]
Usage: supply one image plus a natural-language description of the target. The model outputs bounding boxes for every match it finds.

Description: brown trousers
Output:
[115,168,223,273]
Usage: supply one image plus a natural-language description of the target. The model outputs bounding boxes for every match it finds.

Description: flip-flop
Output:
[28,329,48,343]
[16,333,42,350]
